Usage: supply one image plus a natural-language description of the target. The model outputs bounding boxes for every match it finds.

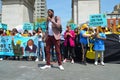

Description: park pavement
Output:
[0,60,120,80]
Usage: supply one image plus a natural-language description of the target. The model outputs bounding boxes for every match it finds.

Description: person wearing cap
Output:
[79,24,93,65]
[93,26,106,66]
[22,30,29,37]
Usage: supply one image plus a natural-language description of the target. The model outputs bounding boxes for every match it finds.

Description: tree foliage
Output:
[36,18,46,23]
[67,19,74,24]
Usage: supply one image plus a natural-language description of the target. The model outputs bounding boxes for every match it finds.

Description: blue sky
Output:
[46,0,71,29]
[0,0,119,28]
[47,0,120,29]
[101,0,120,13]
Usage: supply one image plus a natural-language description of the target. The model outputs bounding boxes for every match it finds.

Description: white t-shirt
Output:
[48,21,54,36]
[38,33,43,41]
[29,45,33,50]
[35,33,43,41]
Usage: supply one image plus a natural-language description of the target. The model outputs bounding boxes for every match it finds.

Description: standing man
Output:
[40,9,64,70]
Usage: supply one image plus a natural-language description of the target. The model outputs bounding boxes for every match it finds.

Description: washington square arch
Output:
[72,0,100,25]
[2,0,35,30]
[1,0,100,29]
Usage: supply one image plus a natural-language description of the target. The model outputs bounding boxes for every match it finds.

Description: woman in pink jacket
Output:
[63,26,75,64]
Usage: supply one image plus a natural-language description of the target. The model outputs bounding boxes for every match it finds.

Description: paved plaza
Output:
[0,60,120,80]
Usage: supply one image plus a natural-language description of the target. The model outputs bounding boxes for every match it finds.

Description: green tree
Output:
[36,18,46,23]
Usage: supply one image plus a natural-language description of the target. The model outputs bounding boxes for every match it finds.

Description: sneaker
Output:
[58,65,64,71]
[40,65,51,70]
[0,58,3,61]
[71,60,74,64]
[42,59,46,62]
[101,62,105,66]
[94,61,98,65]
[81,61,87,65]
[35,58,39,62]
[63,59,67,63]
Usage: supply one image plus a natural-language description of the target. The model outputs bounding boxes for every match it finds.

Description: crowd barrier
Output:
[104,34,120,63]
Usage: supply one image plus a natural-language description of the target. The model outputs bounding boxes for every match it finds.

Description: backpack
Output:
[55,16,62,33]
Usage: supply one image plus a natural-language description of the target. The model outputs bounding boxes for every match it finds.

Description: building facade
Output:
[112,4,120,14]
[0,14,1,22]
[107,4,120,32]
[34,0,47,22]
[0,0,2,22]
[2,0,35,30]
[72,0,100,25]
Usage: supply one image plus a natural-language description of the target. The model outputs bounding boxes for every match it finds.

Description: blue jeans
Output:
[37,41,45,60]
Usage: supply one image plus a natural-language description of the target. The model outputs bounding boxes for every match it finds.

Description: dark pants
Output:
[45,35,62,65]
[60,40,65,60]
[81,44,88,62]
[74,43,82,61]
[51,45,57,62]
[64,46,75,59]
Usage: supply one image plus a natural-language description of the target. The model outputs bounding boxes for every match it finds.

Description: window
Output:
[37,6,40,8]
[41,9,44,11]
[41,16,44,18]
[116,20,119,26]
[41,6,44,8]
[110,20,113,24]
[41,3,44,5]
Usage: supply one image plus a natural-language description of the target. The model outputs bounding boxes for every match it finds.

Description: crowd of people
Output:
[0,9,119,70]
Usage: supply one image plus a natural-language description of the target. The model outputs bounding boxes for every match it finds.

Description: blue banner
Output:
[0,36,13,56]
[89,14,107,27]
[0,36,38,56]
[23,23,33,30]
[0,23,8,30]
[34,22,46,32]
[69,23,77,30]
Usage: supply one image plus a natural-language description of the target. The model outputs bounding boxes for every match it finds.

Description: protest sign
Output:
[0,35,38,56]
[89,14,107,27]
[69,23,77,30]
[0,36,14,56]
[34,22,46,32]
[0,23,7,30]
[23,23,33,30]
